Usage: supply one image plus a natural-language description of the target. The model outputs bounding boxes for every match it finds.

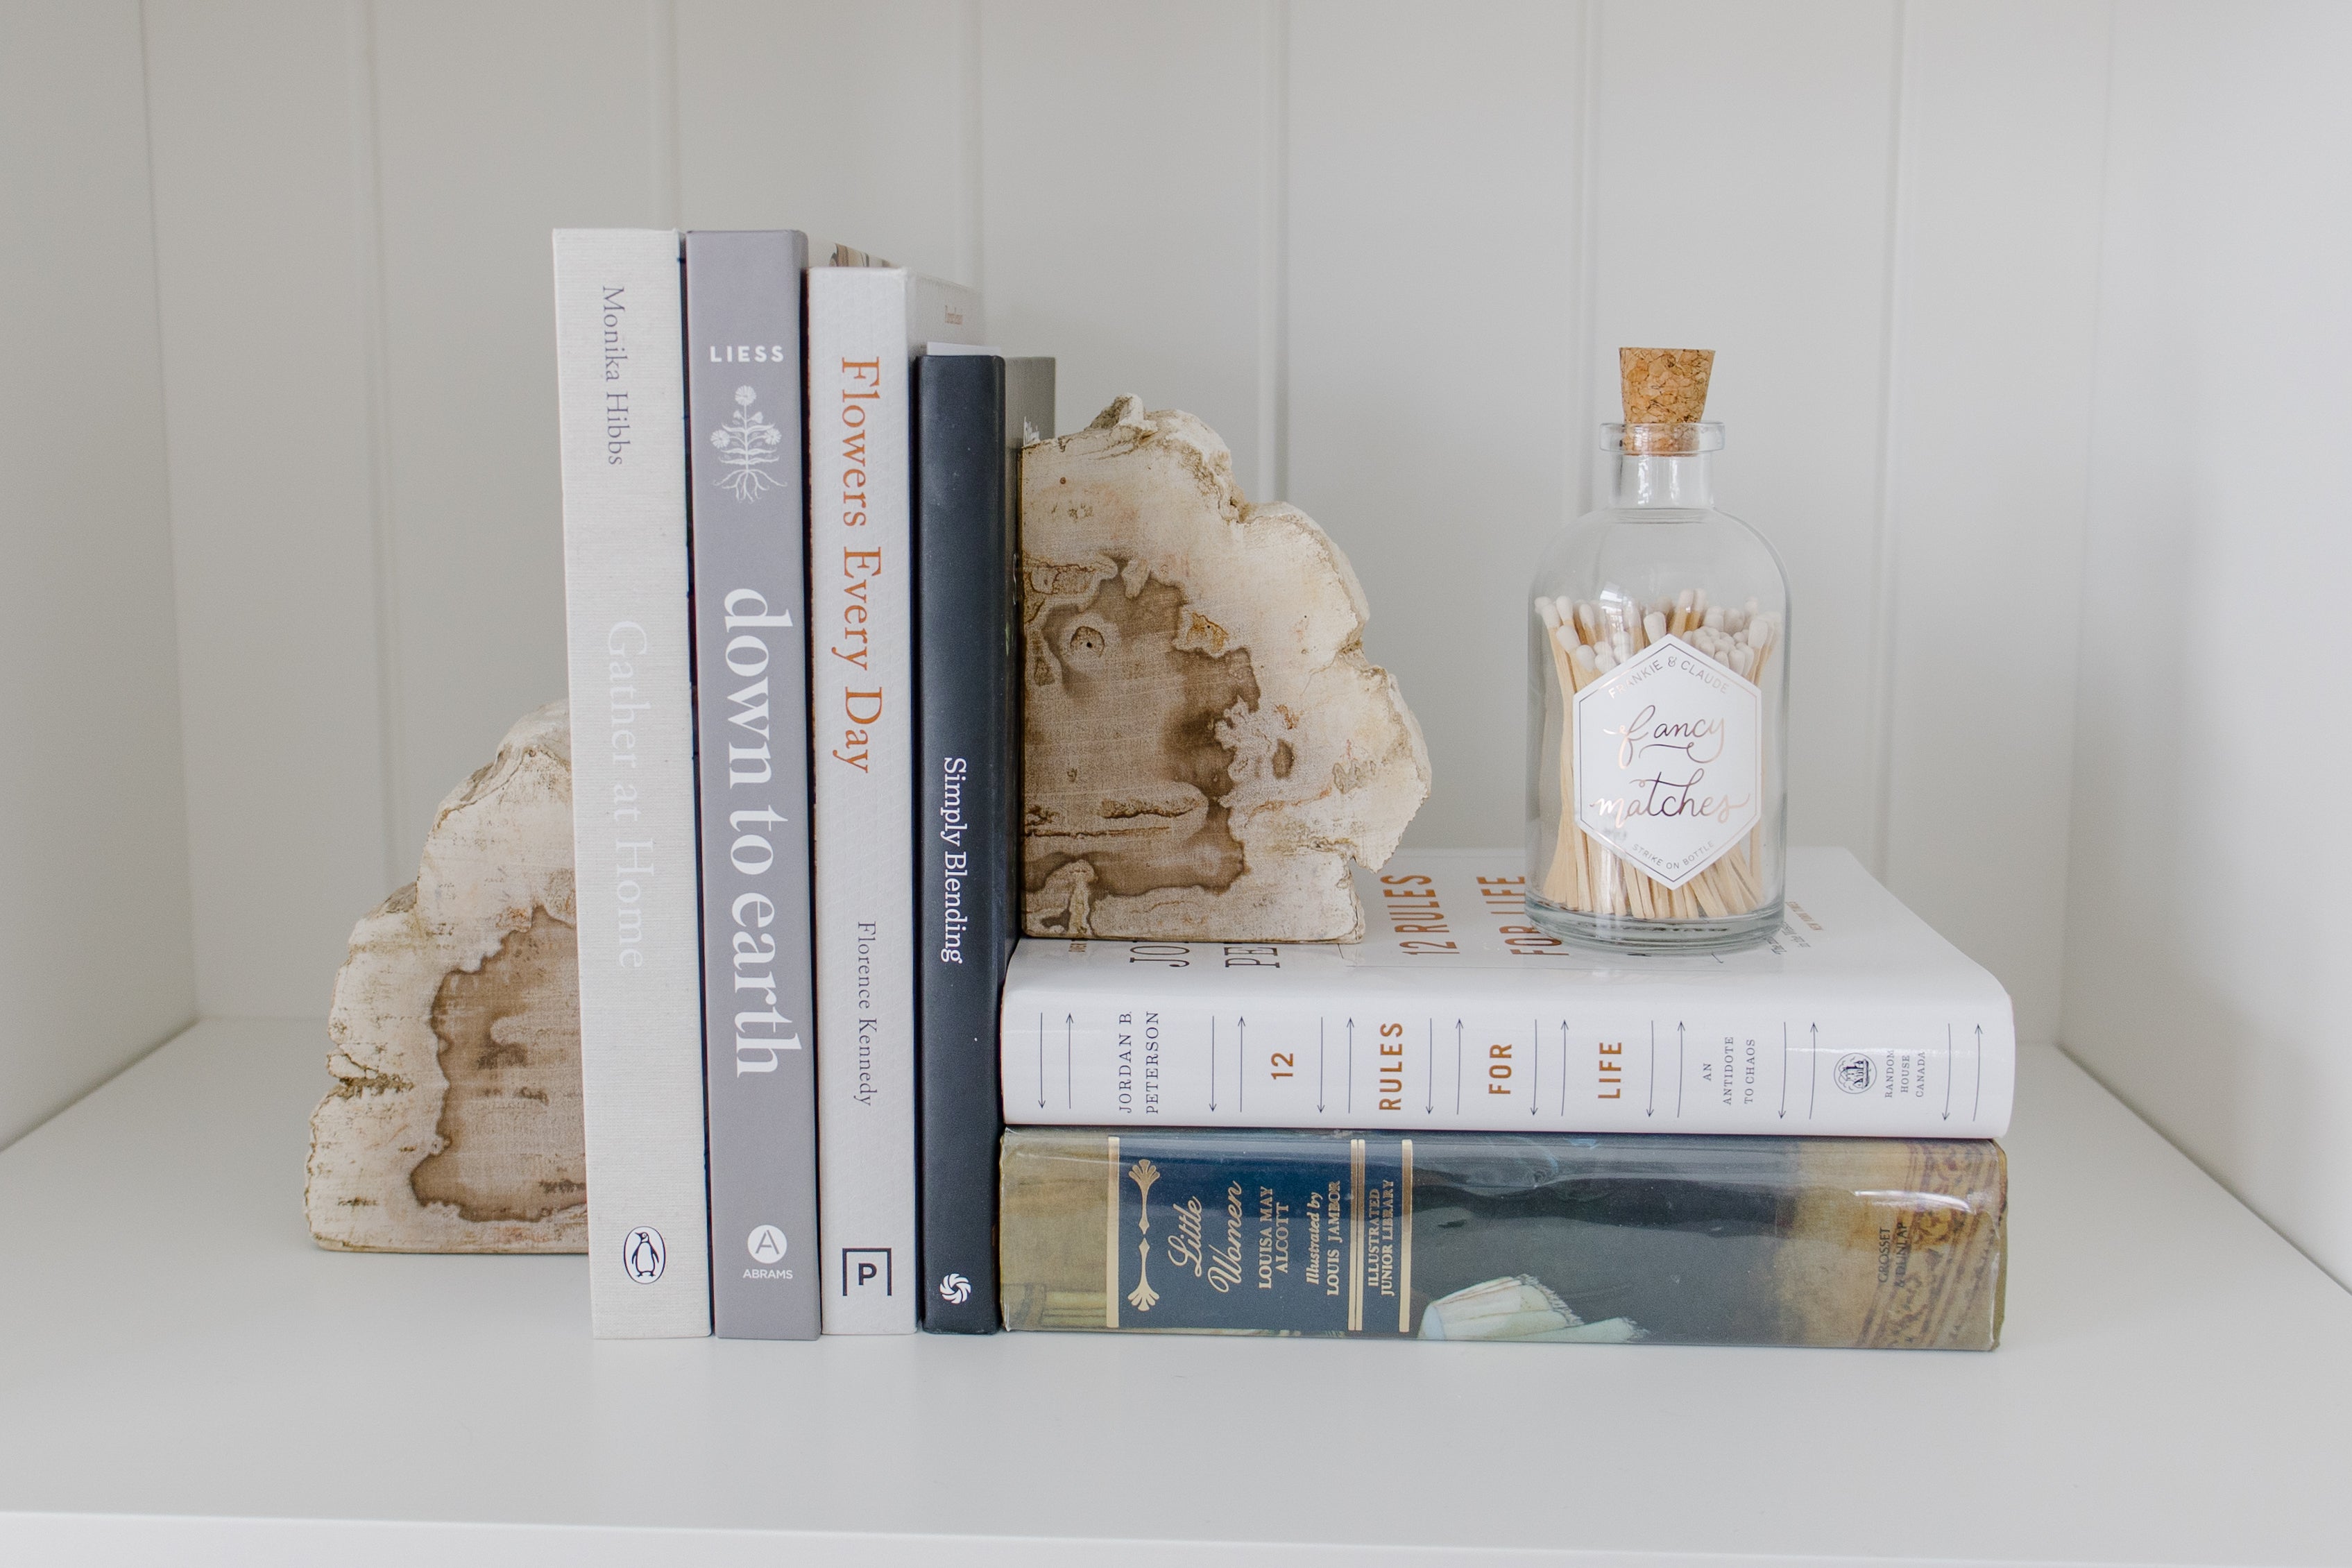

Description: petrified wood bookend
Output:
[306,701,586,1252]
[1021,397,1429,941]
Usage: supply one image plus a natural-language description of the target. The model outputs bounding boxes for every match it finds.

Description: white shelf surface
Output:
[1,1021,2346,1567]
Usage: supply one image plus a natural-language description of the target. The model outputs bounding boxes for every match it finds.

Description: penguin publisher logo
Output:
[938,1272,972,1306]
[622,1226,666,1283]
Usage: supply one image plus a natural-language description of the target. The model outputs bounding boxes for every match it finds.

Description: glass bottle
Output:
[1525,421,1787,953]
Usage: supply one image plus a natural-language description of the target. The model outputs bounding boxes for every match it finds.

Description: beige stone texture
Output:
[305,700,586,1252]
[1021,397,1429,941]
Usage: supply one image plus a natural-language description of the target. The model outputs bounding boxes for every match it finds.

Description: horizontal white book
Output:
[1000,848,2015,1137]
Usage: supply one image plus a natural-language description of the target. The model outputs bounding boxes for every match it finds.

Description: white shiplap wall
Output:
[42,0,2352,1286]
[137,0,2113,1059]
[0,1,196,1148]
[2064,0,2352,1286]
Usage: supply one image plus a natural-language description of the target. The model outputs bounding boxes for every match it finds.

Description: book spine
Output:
[808,269,918,1333]
[1000,1127,2005,1349]
[552,228,710,1337]
[913,357,1049,1331]
[684,230,819,1339]
[999,973,2013,1137]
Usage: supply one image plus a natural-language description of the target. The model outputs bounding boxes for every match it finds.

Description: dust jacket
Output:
[683,230,820,1339]
[1001,1127,2005,1349]
[1000,847,2016,1139]
[552,228,710,1337]
[913,352,1055,1331]
[808,268,983,1333]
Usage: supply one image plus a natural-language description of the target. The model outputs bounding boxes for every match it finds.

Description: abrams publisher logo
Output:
[622,1226,666,1283]
[937,1272,972,1306]
[1835,1053,1876,1094]
[747,1225,787,1265]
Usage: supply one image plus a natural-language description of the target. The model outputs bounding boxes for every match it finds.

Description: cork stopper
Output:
[1618,348,1714,453]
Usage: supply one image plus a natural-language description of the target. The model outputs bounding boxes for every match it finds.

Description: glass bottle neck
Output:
[1612,452,1714,509]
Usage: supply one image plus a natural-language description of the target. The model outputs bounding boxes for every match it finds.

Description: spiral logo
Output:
[938,1272,972,1305]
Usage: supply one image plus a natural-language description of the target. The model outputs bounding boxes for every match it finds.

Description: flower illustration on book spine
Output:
[709,384,783,500]
[1126,1158,1161,1311]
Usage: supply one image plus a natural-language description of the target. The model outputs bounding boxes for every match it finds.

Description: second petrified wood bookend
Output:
[306,700,586,1253]
[1021,396,1429,941]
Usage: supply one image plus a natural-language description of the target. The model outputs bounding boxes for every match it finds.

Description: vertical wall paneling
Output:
[1862,0,1914,883]
[2065,0,2352,1284]
[648,0,681,229]
[1567,1,1603,521]
[0,0,196,1143]
[980,1,1267,474]
[1875,1,2111,1046]
[143,0,391,1018]
[1588,0,1900,861]
[368,1,666,867]
[1256,0,1290,506]
[955,0,985,297]
[114,6,2352,1290]
[352,0,408,896]
[1285,1,1581,850]
[674,1,966,275]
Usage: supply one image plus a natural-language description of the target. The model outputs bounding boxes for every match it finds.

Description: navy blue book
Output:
[912,350,1054,1331]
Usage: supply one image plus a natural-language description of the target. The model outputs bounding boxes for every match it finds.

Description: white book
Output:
[807,267,982,1333]
[1001,848,2016,1138]
[552,229,710,1336]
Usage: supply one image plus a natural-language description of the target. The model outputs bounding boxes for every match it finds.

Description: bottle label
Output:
[1572,634,1762,889]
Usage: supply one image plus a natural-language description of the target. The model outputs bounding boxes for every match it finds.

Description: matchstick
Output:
[1536,583,1778,926]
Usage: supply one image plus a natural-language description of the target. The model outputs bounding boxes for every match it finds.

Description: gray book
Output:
[684,231,821,1338]
[553,228,710,1337]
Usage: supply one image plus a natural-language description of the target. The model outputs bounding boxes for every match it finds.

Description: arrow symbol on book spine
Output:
[1973,1024,1984,1121]
[1779,1023,1789,1118]
[1676,1022,1685,1118]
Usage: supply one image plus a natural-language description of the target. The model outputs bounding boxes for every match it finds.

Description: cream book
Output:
[1000,848,2014,1137]
[552,228,710,1336]
[807,266,982,1333]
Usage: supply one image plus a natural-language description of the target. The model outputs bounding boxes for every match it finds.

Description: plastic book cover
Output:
[1001,1127,2004,1349]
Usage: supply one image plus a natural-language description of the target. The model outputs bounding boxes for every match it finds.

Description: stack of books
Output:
[552,228,2013,1349]
[995,852,2013,1347]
